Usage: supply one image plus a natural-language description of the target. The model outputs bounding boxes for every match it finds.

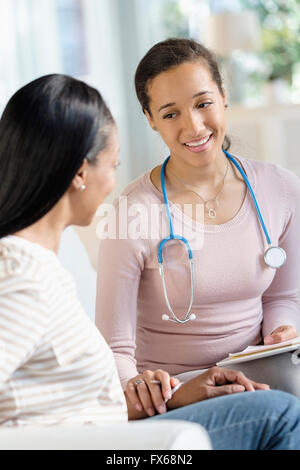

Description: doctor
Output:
[96,38,300,417]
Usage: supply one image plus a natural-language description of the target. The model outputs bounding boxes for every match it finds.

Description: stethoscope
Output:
[158,150,287,324]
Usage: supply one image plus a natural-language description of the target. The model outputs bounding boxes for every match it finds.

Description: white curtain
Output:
[0,0,62,115]
[0,0,20,112]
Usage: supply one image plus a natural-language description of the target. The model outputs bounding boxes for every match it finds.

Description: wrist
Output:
[165,382,183,404]
[166,382,189,410]
[166,377,209,410]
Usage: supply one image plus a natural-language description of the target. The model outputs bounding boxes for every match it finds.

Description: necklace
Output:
[167,159,229,220]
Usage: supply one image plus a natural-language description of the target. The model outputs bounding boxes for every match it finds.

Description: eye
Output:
[197,102,212,109]
[163,112,177,119]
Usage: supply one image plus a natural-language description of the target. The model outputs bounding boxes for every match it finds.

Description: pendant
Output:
[205,197,219,219]
[208,208,216,219]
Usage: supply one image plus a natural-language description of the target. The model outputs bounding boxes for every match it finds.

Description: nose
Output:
[182,110,205,137]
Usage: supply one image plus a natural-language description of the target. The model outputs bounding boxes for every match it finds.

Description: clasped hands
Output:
[125,325,298,418]
[125,367,270,418]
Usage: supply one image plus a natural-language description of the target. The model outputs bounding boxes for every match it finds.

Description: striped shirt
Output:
[0,235,127,426]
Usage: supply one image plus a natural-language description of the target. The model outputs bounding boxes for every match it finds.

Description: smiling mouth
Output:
[183,134,212,148]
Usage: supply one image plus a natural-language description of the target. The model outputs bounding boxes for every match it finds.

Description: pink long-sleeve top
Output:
[96,156,300,389]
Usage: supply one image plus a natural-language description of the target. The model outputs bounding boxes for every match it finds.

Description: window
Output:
[0,0,89,114]
[55,0,88,76]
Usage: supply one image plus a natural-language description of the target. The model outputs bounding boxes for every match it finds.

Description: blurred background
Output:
[1,0,300,269]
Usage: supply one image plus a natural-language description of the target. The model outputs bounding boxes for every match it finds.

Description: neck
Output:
[167,150,228,189]
[13,203,69,254]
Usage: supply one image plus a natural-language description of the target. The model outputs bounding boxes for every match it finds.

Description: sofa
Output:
[0,421,211,450]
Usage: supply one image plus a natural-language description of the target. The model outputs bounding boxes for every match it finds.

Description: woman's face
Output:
[72,125,120,226]
[145,61,227,168]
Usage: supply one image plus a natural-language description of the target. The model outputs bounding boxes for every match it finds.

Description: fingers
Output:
[136,379,158,417]
[251,381,270,391]
[126,370,173,417]
[226,369,257,392]
[210,367,270,392]
[212,367,255,392]
[170,376,180,388]
[209,384,246,398]
[143,370,169,414]
[263,335,274,345]
[125,378,146,414]
[126,376,157,417]
[210,381,270,398]
[155,370,173,401]
[264,325,298,345]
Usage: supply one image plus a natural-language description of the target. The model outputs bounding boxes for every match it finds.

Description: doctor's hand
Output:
[166,367,270,410]
[263,325,298,345]
[125,370,180,418]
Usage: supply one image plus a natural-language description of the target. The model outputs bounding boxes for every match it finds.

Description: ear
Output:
[144,109,157,132]
[221,86,228,108]
[71,159,88,191]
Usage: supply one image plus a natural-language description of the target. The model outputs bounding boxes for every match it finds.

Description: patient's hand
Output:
[167,367,270,410]
[125,369,180,417]
[264,325,298,345]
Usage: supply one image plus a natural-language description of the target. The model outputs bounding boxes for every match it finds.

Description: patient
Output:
[0,74,299,450]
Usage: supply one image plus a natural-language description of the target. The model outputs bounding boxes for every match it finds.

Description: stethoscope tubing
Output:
[158,151,286,324]
[223,150,271,245]
[158,156,194,264]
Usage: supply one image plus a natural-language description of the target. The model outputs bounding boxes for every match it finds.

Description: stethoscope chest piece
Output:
[264,245,287,269]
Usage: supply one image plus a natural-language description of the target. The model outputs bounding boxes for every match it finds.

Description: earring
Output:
[80,184,86,191]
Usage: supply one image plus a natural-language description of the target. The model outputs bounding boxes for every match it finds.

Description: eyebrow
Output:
[158,91,213,113]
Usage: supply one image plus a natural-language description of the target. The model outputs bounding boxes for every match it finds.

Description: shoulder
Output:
[97,173,158,261]
[242,158,300,234]
[0,237,65,302]
[245,156,299,182]
[243,157,300,204]
[114,169,162,209]
[0,238,41,291]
